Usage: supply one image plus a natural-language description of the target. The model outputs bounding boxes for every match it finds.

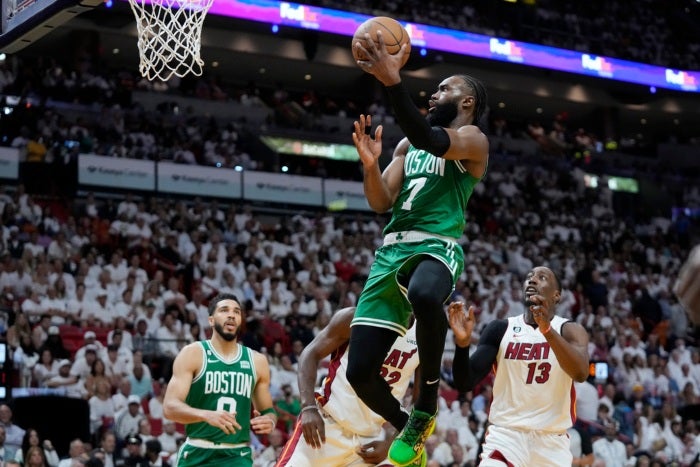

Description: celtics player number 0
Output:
[217,396,238,414]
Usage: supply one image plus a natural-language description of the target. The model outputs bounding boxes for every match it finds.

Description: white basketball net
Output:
[128,0,214,81]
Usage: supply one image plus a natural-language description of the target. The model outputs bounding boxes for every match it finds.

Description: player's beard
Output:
[427,99,459,127]
[214,322,238,342]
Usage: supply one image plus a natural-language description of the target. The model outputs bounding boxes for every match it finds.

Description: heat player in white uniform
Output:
[448,266,590,467]
[275,307,421,467]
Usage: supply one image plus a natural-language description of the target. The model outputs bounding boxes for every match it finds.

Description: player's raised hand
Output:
[447,302,475,348]
[527,294,552,333]
[300,406,326,449]
[355,30,407,86]
[352,114,383,169]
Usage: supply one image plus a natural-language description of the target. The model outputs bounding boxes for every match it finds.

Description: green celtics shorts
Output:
[176,440,253,467]
[352,233,464,335]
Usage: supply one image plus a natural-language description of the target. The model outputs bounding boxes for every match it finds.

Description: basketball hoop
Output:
[127,0,214,81]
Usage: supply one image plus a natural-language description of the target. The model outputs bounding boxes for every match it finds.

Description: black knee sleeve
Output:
[407,258,454,413]
[347,325,408,430]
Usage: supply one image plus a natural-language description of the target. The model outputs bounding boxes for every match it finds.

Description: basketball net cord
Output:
[128,0,214,81]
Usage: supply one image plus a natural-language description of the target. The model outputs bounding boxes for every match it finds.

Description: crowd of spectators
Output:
[320,0,700,69]
[0,127,698,465]
[0,3,699,465]
[2,52,700,194]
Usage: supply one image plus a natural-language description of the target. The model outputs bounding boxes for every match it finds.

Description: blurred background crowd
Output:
[0,0,699,466]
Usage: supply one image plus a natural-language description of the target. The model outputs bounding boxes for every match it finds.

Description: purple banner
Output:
[126,0,700,93]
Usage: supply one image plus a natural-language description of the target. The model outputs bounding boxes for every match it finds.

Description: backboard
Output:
[1,0,103,53]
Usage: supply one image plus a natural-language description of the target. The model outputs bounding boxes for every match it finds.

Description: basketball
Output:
[352,16,411,67]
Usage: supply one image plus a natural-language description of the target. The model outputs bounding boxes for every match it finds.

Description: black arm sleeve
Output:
[385,83,451,157]
[453,319,508,392]
[579,426,593,455]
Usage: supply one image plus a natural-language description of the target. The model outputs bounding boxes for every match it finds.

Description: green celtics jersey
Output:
[185,341,257,444]
[384,146,481,239]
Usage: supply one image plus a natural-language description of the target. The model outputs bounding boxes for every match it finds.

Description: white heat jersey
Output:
[317,324,419,437]
[488,315,576,433]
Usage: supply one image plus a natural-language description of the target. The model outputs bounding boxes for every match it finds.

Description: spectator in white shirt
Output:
[22,231,45,258]
[66,283,90,324]
[154,313,181,362]
[117,275,144,307]
[40,286,69,326]
[132,301,161,336]
[114,289,136,321]
[105,343,132,387]
[148,381,166,421]
[93,270,120,304]
[33,347,61,387]
[74,330,107,361]
[126,217,152,250]
[432,428,468,466]
[21,289,44,324]
[505,285,526,318]
[109,319,133,351]
[114,395,145,444]
[117,194,138,220]
[46,360,85,398]
[200,231,227,266]
[161,276,187,311]
[217,269,245,301]
[592,421,627,467]
[199,264,221,298]
[49,259,76,298]
[84,290,117,328]
[89,379,117,436]
[104,252,129,287]
[574,380,601,423]
[127,255,149,286]
[57,438,88,467]
[269,355,298,397]
[157,419,183,456]
[46,232,72,262]
[1,259,33,300]
[112,378,133,415]
[185,289,209,333]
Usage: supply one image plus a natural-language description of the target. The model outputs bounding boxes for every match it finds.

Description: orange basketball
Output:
[352,16,411,67]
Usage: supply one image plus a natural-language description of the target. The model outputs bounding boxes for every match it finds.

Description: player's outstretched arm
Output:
[353,114,407,213]
[163,343,241,434]
[451,308,506,393]
[296,307,356,448]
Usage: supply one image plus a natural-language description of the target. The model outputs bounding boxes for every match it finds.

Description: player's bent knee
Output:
[407,287,445,317]
[345,363,372,394]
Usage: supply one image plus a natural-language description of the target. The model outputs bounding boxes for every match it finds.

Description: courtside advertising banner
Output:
[0,147,20,180]
[243,170,323,206]
[157,162,242,198]
[323,179,371,211]
[78,154,155,190]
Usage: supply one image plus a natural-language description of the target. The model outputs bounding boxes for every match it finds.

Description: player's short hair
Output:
[551,269,563,292]
[456,74,487,128]
[208,293,241,315]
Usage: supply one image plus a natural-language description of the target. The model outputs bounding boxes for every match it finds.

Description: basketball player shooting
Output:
[347,23,490,467]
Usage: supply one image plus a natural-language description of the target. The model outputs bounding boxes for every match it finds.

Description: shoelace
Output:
[401,416,431,444]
